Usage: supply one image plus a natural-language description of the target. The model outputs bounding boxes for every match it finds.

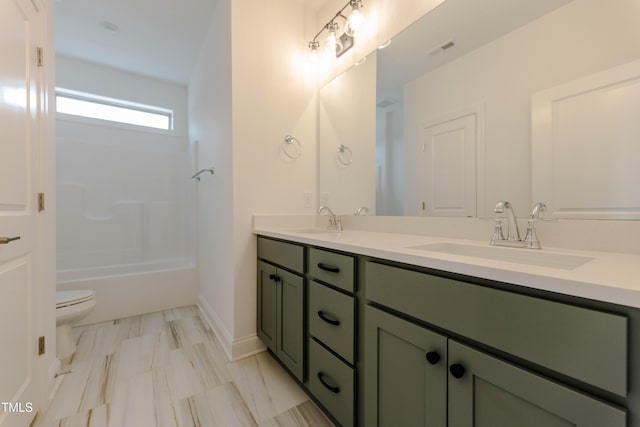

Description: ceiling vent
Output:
[428,40,456,56]
[377,98,396,109]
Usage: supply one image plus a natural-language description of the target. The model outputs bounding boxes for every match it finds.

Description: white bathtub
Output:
[57,259,198,325]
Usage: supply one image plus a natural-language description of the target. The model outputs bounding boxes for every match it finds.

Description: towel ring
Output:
[336,144,353,165]
[282,135,302,159]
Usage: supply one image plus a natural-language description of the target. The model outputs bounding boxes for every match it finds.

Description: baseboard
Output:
[197,294,266,362]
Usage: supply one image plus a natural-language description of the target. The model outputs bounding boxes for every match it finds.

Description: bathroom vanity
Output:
[255,227,640,427]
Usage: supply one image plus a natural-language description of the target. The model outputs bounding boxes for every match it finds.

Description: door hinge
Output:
[38,336,45,356]
[38,193,45,212]
[37,47,43,67]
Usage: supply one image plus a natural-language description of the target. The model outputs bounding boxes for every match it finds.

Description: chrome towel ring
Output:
[336,144,353,165]
[282,135,302,159]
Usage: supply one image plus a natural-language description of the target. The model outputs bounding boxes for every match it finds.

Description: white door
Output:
[0,0,41,425]
[422,114,476,217]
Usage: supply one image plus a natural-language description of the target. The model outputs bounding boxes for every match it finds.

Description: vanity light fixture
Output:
[344,0,365,37]
[326,22,343,57]
[308,0,365,59]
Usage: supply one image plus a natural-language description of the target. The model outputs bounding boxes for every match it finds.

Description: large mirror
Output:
[319,0,640,219]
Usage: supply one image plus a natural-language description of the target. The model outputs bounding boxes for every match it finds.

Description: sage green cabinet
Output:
[257,260,278,350]
[448,340,626,427]
[365,306,626,427]
[364,305,446,427]
[257,260,304,381]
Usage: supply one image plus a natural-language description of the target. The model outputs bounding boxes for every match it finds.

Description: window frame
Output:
[55,88,175,133]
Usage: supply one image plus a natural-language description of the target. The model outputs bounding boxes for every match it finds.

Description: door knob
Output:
[0,236,20,244]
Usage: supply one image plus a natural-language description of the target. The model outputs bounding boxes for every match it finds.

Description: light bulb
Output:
[326,23,343,57]
[345,1,365,37]
[309,41,320,63]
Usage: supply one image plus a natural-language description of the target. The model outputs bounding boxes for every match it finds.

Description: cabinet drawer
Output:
[309,248,355,292]
[258,237,304,273]
[309,281,356,364]
[365,261,628,397]
[308,338,355,427]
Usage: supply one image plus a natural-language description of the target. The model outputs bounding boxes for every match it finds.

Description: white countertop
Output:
[254,226,640,309]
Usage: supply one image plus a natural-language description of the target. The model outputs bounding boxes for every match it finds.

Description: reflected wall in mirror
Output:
[319,0,640,219]
[319,52,377,215]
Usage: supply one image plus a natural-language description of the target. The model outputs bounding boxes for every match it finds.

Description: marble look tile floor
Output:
[33,306,335,427]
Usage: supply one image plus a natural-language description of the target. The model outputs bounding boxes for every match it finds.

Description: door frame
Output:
[421,103,486,218]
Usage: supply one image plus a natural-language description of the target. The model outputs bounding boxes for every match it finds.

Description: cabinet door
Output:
[448,340,626,427]
[364,306,447,427]
[277,268,305,382]
[257,261,278,352]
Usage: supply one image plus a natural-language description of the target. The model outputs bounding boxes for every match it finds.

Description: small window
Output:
[55,88,173,131]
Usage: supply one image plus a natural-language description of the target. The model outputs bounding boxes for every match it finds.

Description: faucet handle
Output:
[354,206,369,215]
[490,219,505,245]
[523,219,542,249]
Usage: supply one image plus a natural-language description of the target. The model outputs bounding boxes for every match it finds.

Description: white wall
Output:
[403,0,640,217]
[230,0,318,357]
[376,104,404,215]
[190,0,318,359]
[188,0,236,354]
[56,56,195,276]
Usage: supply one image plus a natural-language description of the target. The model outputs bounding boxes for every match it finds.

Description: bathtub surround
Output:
[55,56,198,323]
[56,56,195,277]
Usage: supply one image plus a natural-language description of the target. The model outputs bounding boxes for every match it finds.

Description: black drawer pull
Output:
[425,351,440,365]
[317,263,340,273]
[317,310,341,326]
[317,371,340,394]
[449,363,466,379]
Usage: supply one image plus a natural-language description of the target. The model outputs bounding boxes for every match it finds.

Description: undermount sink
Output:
[407,242,594,270]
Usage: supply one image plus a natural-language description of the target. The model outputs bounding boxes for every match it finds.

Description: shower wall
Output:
[55,56,197,321]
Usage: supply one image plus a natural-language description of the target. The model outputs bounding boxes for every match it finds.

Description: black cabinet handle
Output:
[317,263,340,273]
[317,371,340,394]
[426,351,440,365]
[449,363,466,379]
[317,310,341,326]
[268,274,281,283]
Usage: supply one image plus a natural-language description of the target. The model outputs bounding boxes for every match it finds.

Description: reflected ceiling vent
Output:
[428,40,455,56]
[377,98,396,109]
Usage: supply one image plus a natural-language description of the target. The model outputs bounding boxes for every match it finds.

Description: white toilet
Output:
[56,290,96,364]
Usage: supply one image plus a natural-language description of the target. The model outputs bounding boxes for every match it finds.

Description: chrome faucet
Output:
[491,201,546,249]
[530,202,546,219]
[494,201,520,241]
[318,206,343,231]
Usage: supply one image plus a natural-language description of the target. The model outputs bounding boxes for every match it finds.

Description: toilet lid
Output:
[56,290,95,308]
